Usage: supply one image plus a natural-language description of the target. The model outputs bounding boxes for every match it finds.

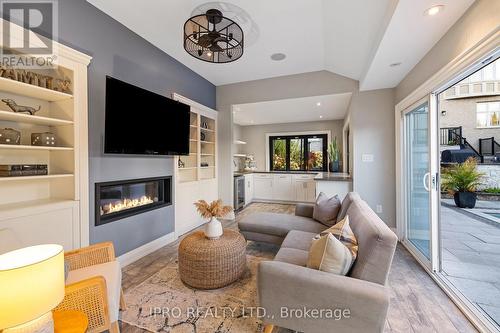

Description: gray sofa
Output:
[238,192,398,333]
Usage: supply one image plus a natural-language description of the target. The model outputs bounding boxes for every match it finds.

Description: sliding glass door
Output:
[399,49,500,331]
[404,101,432,262]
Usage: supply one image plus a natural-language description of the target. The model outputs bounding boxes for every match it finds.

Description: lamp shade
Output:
[0,244,65,329]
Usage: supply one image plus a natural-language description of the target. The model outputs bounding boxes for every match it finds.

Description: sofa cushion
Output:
[320,215,358,261]
[66,261,122,322]
[337,192,361,222]
[313,192,341,226]
[240,231,284,245]
[274,248,308,266]
[306,233,354,275]
[281,230,317,251]
[346,199,398,285]
[239,212,326,238]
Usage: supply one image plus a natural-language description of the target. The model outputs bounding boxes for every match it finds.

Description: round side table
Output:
[178,229,247,289]
[53,310,88,333]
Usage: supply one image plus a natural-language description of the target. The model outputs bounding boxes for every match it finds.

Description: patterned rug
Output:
[121,254,271,333]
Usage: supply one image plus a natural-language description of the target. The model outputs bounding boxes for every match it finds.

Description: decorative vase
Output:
[205,217,223,239]
[329,160,340,172]
[453,192,477,208]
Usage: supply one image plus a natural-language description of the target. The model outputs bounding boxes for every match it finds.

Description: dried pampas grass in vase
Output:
[194,199,233,239]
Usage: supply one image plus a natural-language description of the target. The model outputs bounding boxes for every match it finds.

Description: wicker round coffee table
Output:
[178,229,247,289]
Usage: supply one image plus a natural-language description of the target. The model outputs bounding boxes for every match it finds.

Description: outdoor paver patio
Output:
[441,199,500,327]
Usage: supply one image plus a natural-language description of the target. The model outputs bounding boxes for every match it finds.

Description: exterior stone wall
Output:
[477,164,500,190]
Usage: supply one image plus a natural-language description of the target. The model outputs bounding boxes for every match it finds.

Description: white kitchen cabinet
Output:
[254,174,273,200]
[244,174,254,205]
[293,174,317,202]
[272,174,293,201]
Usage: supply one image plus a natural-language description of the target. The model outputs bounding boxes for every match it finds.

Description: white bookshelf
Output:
[172,93,218,237]
[177,108,217,183]
[0,27,91,250]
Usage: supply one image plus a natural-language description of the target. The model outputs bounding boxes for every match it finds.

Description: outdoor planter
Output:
[453,191,477,208]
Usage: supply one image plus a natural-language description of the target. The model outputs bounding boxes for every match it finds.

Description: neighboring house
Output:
[439,58,500,155]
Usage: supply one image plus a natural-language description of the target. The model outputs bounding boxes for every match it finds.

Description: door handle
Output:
[423,172,430,192]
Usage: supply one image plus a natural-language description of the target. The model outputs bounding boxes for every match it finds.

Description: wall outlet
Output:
[362,154,374,162]
[376,204,383,214]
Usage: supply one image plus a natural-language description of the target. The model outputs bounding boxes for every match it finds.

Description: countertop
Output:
[313,172,352,181]
[234,170,352,181]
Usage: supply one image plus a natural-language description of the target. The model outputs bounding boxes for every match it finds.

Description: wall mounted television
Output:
[104,76,190,155]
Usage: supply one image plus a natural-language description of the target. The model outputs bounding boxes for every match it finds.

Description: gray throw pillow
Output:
[313,192,341,226]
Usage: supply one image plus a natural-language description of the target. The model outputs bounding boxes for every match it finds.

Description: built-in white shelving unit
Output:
[0,23,91,250]
[173,93,218,237]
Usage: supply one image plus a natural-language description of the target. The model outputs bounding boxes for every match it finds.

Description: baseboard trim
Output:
[117,232,177,267]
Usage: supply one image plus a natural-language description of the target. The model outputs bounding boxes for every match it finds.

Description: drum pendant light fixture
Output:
[184,9,244,63]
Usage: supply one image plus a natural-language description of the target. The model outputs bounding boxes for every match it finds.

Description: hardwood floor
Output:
[120,202,477,333]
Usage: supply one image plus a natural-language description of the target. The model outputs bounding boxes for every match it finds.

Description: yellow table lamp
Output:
[0,244,65,333]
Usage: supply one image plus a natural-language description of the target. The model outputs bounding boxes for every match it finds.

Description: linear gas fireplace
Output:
[95,176,171,226]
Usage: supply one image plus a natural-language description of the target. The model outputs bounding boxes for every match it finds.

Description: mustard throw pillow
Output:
[320,215,358,261]
[306,215,358,275]
[307,233,354,275]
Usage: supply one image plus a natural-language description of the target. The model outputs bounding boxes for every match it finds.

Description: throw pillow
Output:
[306,233,354,275]
[312,192,341,226]
[321,215,358,261]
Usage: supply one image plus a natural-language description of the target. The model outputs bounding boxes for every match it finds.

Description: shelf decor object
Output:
[0,128,20,145]
[1,98,41,115]
[0,244,65,333]
[184,8,244,63]
[31,132,57,146]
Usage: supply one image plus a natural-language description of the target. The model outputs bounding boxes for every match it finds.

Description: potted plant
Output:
[441,157,484,208]
[328,137,341,172]
[194,199,233,239]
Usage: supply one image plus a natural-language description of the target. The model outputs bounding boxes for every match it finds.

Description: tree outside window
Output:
[269,134,327,171]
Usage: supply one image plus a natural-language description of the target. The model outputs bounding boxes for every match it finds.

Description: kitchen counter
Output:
[313,172,352,182]
[234,170,352,181]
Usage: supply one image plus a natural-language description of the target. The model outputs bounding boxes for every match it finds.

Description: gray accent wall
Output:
[55,0,216,255]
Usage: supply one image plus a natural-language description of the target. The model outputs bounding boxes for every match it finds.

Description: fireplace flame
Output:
[100,195,155,215]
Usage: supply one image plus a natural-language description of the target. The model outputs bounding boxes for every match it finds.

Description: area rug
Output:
[121,255,269,333]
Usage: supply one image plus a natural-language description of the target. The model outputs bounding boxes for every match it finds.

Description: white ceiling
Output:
[87,0,474,89]
[360,0,475,90]
[233,93,352,126]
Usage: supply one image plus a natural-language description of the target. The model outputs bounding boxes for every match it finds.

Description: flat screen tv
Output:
[104,76,190,155]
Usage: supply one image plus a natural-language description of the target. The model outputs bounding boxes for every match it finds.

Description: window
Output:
[269,134,327,171]
[477,101,500,128]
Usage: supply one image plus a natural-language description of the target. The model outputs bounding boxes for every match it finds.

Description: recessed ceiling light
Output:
[390,62,402,67]
[271,53,286,61]
[206,51,213,57]
[424,5,444,16]
[316,102,322,107]
[319,115,323,119]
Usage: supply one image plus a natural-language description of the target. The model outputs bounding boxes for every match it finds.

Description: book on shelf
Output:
[0,164,48,177]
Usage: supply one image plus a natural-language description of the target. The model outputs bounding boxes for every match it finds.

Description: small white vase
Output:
[205,217,223,239]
